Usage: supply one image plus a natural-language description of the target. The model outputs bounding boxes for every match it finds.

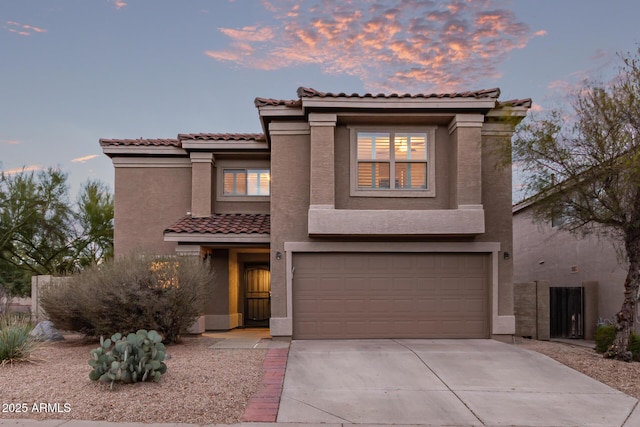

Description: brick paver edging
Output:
[241,347,289,422]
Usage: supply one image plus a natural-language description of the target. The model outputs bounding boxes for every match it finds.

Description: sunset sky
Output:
[2,0,639,198]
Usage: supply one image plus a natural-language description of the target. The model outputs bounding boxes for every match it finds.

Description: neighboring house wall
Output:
[113,163,191,256]
[513,205,629,337]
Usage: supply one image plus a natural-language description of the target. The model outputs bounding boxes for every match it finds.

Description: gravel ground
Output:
[516,337,640,400]
[2,335,639,424]
[0,334,267,424]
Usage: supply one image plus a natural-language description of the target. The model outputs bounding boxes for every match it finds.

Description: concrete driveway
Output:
[278,339,639,426]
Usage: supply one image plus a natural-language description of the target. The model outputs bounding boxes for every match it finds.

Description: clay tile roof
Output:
[99,138,180,147]
[253,97,302,108]
[178,133,266,142]
[165,213,270,235]
[254,87,502,107]
[499,98,533,108]
[295,86,502,100]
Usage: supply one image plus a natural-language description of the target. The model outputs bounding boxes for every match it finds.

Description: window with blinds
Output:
[223,169,270,196]
[356,132,428,190]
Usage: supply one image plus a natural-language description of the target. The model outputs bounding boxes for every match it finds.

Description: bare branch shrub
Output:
[40,253,214,343]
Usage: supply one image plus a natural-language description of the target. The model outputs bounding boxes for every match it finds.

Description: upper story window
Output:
[216,160,270,202]
[223,169,270,196]
[350,126,436,197]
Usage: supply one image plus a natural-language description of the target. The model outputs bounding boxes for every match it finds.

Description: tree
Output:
[0,168,114,296]
[513,48,640,361]
[74,180,114,267]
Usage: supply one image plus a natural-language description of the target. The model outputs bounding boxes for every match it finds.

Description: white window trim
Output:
[349,126,436,197]
[216,159,270,202]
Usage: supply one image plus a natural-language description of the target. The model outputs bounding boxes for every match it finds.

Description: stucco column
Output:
[308,113,337,209]
[448,114,484,209]
[190,152,214,218]
[268,122,311,337]
[482,121,518,318]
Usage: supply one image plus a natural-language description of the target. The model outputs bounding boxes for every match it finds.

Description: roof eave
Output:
[163,232,271,244]
[101,146,188,157]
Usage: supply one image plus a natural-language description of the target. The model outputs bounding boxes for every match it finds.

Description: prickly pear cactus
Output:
[88,329,167,389]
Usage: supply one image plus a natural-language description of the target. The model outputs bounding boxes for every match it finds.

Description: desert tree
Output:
[513,48,640,361]
[74,180,114,267]
[0,168,113,296]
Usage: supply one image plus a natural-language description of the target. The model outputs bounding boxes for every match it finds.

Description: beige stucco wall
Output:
[114,164,191,256]
[513,206,628,331]
[215,200,270,213]
[266,112,518,337]
[269,127,312,319]
[205,249,229,317]
[190,154,214,217]
[479,124,515,321]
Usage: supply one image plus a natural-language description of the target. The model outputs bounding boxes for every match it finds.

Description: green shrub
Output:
[595,325,616,353]
[0,314,39,365]
[89,329,167,389]
[40,253,214,343]
[595,324,640,360]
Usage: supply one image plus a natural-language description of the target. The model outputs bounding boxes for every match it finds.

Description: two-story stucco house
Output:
[100,86,530,341]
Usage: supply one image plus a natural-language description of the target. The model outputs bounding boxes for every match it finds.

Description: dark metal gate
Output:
[550,287,584,338]
[245,264,270,327]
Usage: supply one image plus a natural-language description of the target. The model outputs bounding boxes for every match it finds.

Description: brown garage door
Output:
[293,252,489,339]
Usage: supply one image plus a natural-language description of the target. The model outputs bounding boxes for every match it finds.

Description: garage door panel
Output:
[393,299,414,312]
[466,298,485,312]
[293,253,489,339]
[371,299,395,313]
[344,278,370,292]
[318,299,344,313]
[391,256,414,269]
[392,277,413,290]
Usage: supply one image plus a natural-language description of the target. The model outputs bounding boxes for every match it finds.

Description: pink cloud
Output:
[2,165,43,175]
[0,139,21,145]
[71,154,99,163]
[23,24,46,33]
[112,0,127,10]
[4,20,47,36]
[204,0,542,93]
[219,26,274,42]
[204,50,241,62]
[530,103,544,113]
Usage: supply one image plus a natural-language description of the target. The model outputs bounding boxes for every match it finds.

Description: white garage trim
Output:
[268,241,515,337]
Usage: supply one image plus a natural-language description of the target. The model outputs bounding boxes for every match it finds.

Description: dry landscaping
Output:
[516,337,640,400]
[0,334,267,424]
[1,335,640,424]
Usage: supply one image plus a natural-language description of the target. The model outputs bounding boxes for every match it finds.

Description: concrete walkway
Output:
[204,329,290,350]
[279,339,639,426]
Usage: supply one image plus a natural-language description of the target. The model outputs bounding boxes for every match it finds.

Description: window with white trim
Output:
[350,127,436,197]
[223,168,270,196]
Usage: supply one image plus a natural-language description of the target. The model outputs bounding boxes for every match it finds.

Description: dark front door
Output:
[550,287,584,338]
[245,264,270,327]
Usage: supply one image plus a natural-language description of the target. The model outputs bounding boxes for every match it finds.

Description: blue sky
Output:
[2,0,639,198]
